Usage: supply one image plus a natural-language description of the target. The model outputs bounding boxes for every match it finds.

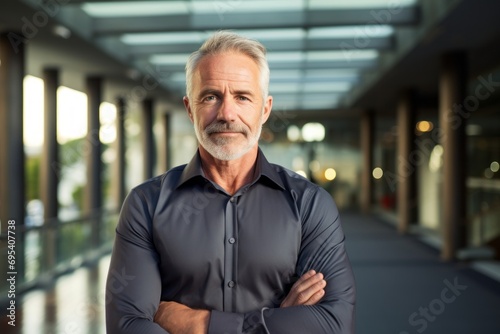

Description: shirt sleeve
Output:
[207,186,356,334]
[106,186,168,334]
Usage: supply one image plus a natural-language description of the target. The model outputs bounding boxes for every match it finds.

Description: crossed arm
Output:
[154,270,327,333]
[106,186,355,334]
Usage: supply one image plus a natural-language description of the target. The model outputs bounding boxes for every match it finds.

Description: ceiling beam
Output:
[89,7,419,36]
[113,36,394,56]
[66,0,167,2]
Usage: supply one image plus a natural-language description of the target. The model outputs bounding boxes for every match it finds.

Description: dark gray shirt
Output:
[106,149,356,333]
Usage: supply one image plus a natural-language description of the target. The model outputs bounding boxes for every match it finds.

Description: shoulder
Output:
[131,164,186,192]
[124,164,187,212]
[117,165,188,236]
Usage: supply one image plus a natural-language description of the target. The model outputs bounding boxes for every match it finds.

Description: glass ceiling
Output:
[21,0,420,111]
[81,0,417,17]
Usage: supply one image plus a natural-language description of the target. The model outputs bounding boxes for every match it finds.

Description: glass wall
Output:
[465,72,500,257]
[261,117,361,210]
[415,112,442,232]
[373,116,397,213]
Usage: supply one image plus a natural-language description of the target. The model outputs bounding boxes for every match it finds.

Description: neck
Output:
[199,146,258,195]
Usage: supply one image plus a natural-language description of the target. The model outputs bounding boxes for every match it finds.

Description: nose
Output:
[216,97,236,123]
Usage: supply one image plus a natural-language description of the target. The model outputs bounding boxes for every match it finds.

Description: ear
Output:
[183,96,194,123]
[261,95,273,124]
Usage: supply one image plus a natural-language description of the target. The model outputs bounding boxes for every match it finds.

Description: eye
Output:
[237,96,250,101]
[203,95,217,102]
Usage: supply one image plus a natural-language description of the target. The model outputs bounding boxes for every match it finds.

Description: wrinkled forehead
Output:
[193,52,261,88]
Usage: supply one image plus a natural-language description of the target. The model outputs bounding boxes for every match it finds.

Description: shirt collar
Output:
[176,148,285,191]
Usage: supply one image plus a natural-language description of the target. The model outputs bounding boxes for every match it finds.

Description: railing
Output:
[467,178,500,252]
[0,208,119,304]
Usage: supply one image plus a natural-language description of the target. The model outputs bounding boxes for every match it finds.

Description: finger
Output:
[294,270,317,285]
[281,273,326,307]
[302,284,326,306]
[292,272,324,295]
[293,278,326,305]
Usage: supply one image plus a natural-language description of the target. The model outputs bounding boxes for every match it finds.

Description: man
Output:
[106,31,355,333]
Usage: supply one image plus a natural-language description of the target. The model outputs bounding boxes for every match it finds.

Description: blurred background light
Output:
[372,167,384,179]
[325,168,337,181]
[490,161,499,172]
[301,122,325,142]
[416,120,433,133]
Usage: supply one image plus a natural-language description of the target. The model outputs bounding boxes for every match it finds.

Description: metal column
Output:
[360,111,374,213]
[396,91,417,234]
[85,76,103,248]
[0,32,26,281]
[0,33,26,228]
[142,99,154,181]
[162,112,172,172]
[115,97,126,208]
[41,68,59,219]
[439,52,467,261]
[41,67,59,273]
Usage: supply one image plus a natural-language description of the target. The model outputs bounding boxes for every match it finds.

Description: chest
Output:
[152,185,302,283]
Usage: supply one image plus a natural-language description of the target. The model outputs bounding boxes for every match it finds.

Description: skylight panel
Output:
[81,1,188,17]
[309,0,416,9]
[267,52,304,63]
[309,25,394,39]
[302,94,341,102]
[168,72,187,83]
[270,70,303,81]
[305,69,360,78]
[269,83,302,93]
[121,32,207,45]
[149,54,191,65]
[306,50,378,62]
[236,29,305,41]
[302,82,352,92]
[190,0,305,13]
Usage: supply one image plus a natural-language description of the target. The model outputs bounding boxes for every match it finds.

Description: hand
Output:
[154,301,210,334]
[280,270,327,308]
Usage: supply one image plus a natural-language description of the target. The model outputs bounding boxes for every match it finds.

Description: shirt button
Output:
[230,197,236,203]
[228,281,235,288]
[228,237,236,244]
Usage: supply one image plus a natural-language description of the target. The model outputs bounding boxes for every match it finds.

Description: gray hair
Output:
[185,30,270,99]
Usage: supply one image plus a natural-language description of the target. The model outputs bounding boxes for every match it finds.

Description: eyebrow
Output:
[197,88,255,99]
[197,89,220,98]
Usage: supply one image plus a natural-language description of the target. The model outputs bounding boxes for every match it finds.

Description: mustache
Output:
[205,122,248,135]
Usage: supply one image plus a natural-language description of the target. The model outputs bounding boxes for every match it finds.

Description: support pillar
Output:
[115,97,126,208]
[0,32,26,229]
[41,67,59,273]
[0,32,26,281]
[360,111,374,213]
[85,76,103,248]
[161,112,172,172]
[142,99,154,180]
[439,52,467,261]
[396,91,417,234]
[41,68,59,219]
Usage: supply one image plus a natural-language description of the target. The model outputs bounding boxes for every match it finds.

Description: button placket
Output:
[223,196,237,311]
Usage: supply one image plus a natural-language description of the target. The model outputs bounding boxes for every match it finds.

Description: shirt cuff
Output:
[208,310,244,334]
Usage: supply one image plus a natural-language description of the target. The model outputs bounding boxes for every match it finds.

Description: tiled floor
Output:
[341,211,500,334]
[2,211,500,334]
[1,256,109,334]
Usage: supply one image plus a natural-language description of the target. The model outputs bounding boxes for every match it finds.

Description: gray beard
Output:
[195,120,262,161]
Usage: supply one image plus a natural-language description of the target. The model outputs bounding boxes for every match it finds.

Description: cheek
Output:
[194,115,212,131]
[240,105,263,126]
